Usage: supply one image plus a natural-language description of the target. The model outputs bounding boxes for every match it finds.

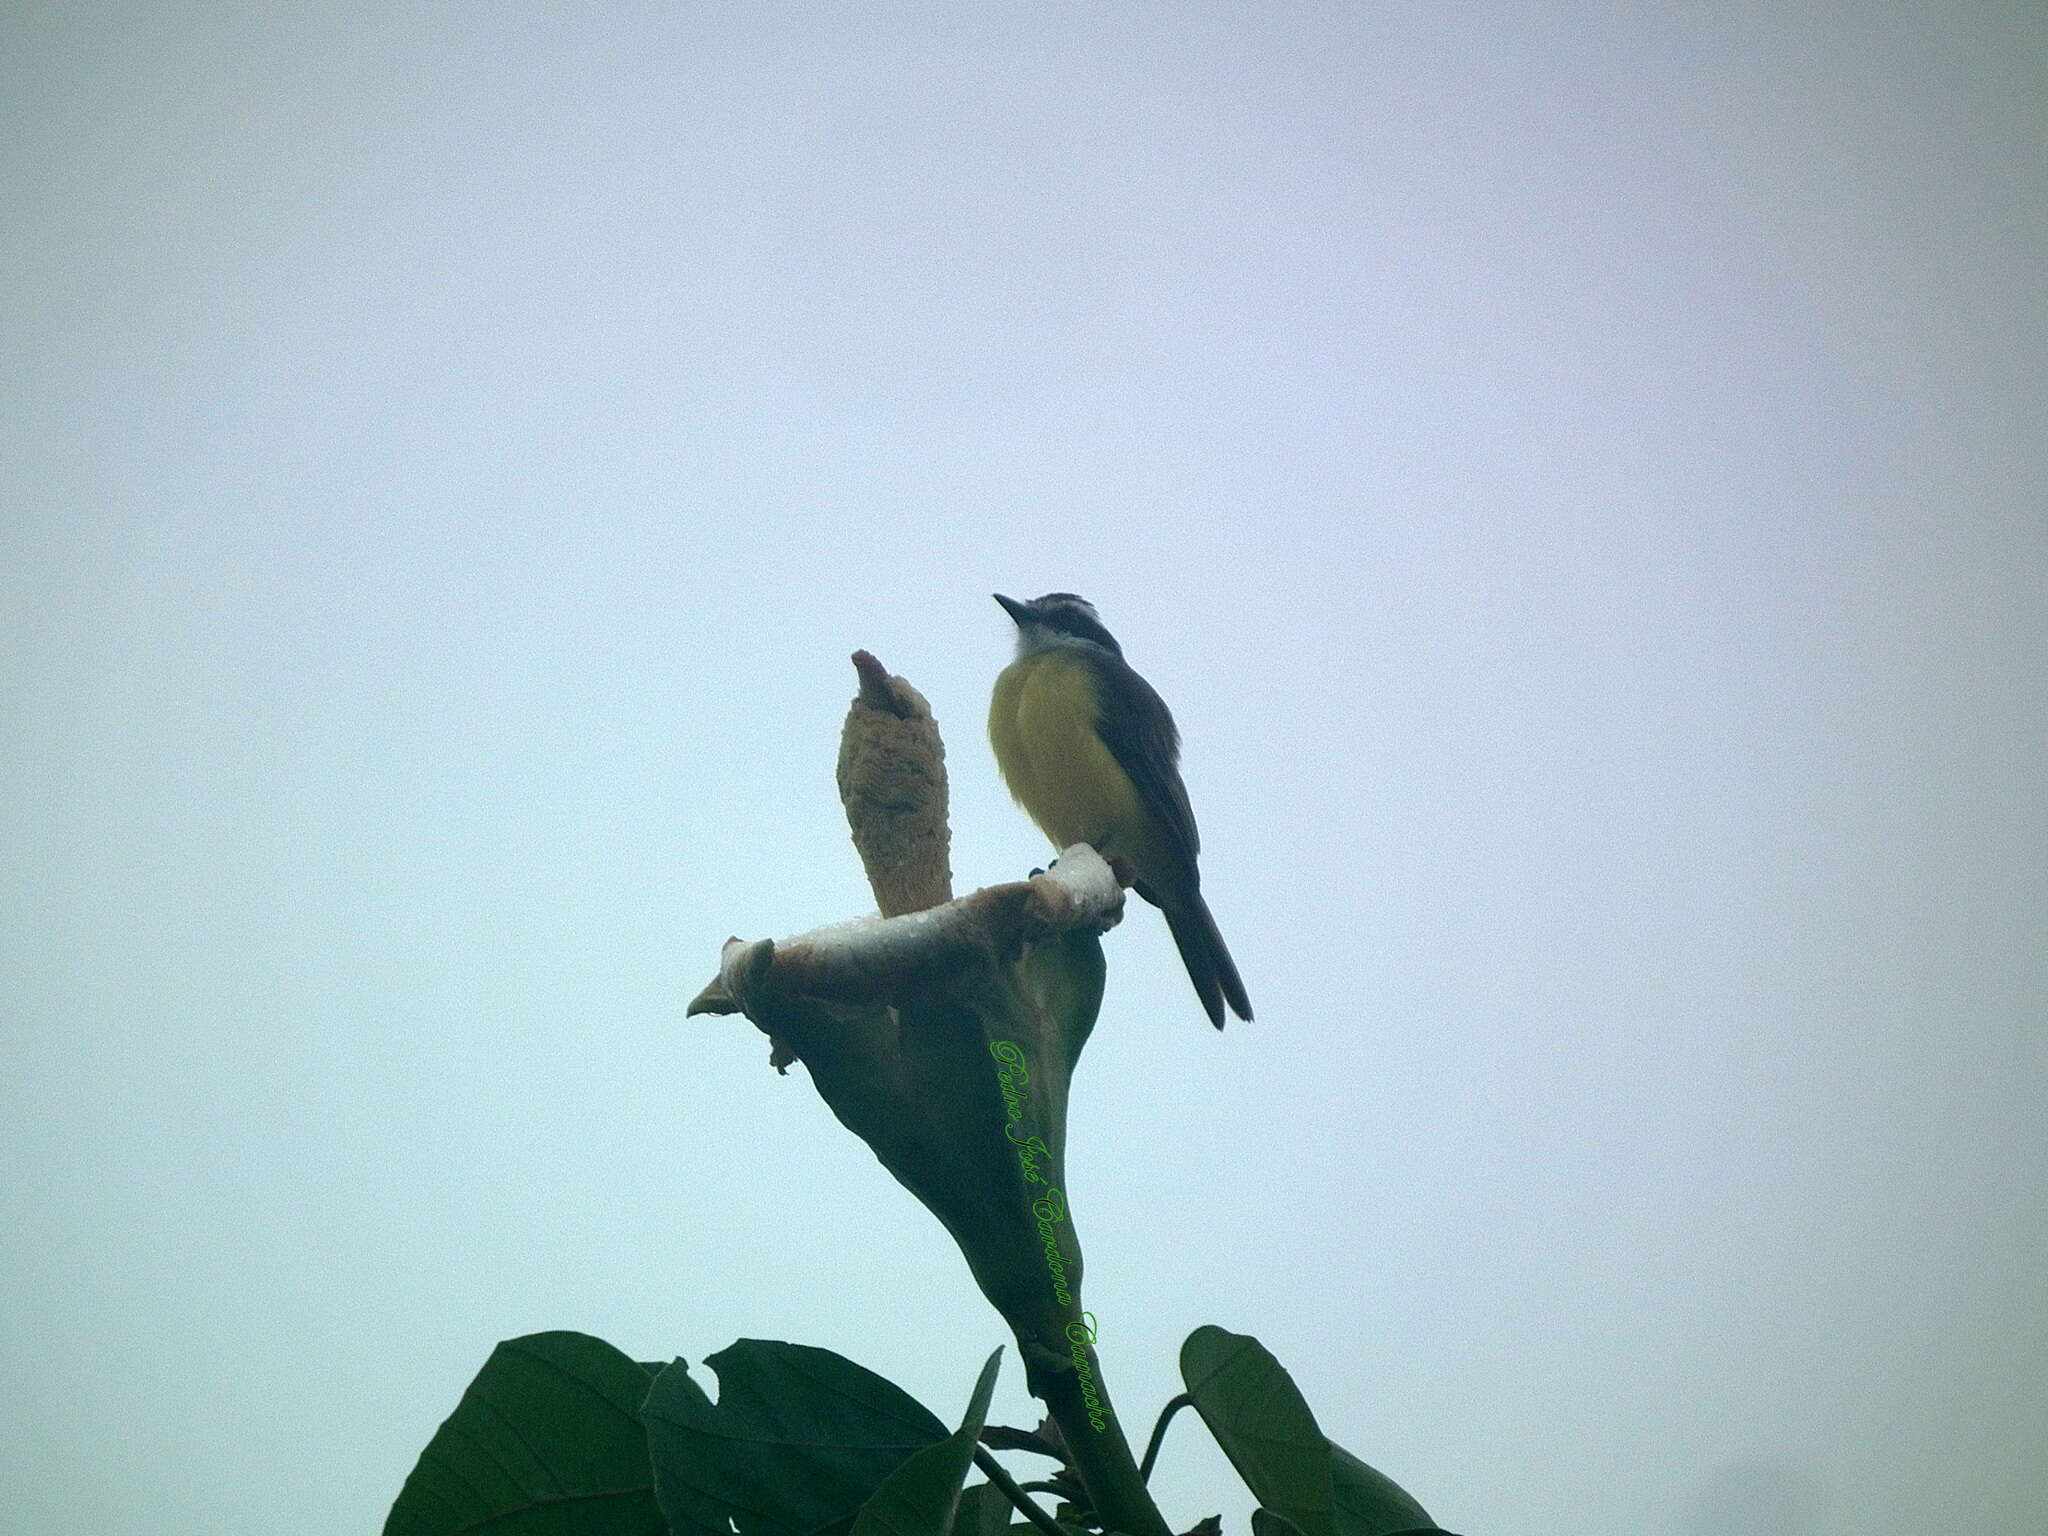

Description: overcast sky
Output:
[4,3,2043,1534]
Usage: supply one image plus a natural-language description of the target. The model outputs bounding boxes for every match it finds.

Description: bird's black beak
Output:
[993,593,1029,625]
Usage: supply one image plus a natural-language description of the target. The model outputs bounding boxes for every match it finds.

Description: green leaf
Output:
[1252,1514,1310,1536]
[1327,1444,1436,1535]
[642,1338,950,1536]
[1181,1327,1336,1536]
[383,1330,664,1536]
[641,1363,733,1535]
[947,1481,1021,1536]
[1180,1327,1441,1536]
[850,1348,1003,1535]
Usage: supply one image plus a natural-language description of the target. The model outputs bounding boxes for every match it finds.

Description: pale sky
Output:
[4,3,2043,1534]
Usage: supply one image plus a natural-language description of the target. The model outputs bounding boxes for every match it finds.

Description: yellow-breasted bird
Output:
[988,592,1252,1028]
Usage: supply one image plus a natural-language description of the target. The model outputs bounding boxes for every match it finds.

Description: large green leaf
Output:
[1180,1327,1441,1536]
[383,1330,664,1536]
[1181,1327,1336,1536]
[850,1349,1002,1535]
[643,1338,949,1536]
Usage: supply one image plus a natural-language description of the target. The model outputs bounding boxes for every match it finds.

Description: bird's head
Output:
[994,592,1124,658]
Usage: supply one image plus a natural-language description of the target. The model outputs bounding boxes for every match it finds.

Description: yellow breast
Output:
[988,648,1143,852]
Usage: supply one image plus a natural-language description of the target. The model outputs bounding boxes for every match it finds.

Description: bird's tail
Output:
[1163,891,1253,1029]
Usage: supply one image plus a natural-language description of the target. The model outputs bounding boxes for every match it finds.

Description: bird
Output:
[988,592,1251,1027]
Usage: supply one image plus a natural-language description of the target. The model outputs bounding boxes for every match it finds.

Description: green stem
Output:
[1025,1339,1172,1536]
[1139,1392,1194,1482]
